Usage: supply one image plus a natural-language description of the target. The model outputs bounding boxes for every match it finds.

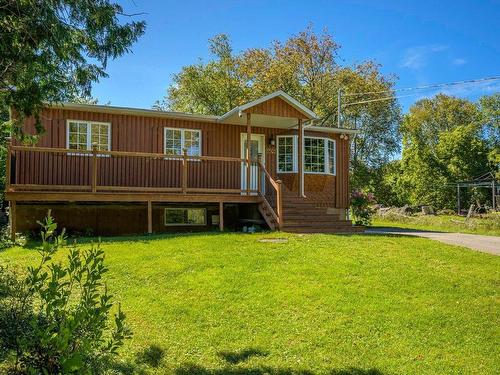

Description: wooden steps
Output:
[278,196,362,234]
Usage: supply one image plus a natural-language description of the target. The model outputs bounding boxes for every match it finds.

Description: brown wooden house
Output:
[5,91,360,236]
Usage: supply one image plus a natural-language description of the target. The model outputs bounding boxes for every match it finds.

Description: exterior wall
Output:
[15,107,350,207]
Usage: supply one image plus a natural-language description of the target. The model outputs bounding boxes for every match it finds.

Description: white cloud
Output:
[400,44,448,69]
[452,58,467,66]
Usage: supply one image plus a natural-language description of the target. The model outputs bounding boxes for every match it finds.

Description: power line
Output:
[342,76,500,97]
[344,92,420,107]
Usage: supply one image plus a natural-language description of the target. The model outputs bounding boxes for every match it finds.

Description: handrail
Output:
[257,161,282,229]
[10,145,245,163]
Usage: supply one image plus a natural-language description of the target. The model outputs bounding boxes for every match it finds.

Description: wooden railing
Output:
[257,159,282,229]
[7,145,262,195]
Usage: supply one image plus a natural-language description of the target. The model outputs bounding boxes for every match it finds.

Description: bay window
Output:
[277,135,336,175]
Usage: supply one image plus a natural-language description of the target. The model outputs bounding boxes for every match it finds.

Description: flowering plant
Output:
[350,190,376,226]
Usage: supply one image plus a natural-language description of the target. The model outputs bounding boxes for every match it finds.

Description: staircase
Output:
[280,196,364,233]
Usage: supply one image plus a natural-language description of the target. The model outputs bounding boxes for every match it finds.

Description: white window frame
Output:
[303,136,336,176]
[275,135,336,176]
[163,127,202,157]
[66,120,111,154]
[276,135,298,173]
[164,208,206,226]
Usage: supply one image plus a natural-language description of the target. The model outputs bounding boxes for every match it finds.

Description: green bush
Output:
[350,190,376,226]
[0,213,131,374]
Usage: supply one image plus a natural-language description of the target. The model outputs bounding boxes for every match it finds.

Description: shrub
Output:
[0,213,130,374]
[350,190,376,226]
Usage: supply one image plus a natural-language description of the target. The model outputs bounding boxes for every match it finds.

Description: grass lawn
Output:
[1,232,499,374]
[372,212,500,236]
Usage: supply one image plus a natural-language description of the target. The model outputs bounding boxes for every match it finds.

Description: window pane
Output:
[165,129,182,155]
[184,130,200,156]
[68,121,88,150]
[304,137,325,173]
[328,140,335,174]
[165,208,206,225]
[90,123,110,151]
[277,136,295,172]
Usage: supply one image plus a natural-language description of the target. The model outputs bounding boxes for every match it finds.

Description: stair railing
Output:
[257,157,282,230]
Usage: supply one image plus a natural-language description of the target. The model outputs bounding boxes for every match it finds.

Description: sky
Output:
[92,0,500,112]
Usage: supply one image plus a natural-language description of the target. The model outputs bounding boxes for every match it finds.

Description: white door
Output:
[241,134,265,194]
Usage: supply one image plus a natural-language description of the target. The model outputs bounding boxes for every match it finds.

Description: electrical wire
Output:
[342,76,500,97]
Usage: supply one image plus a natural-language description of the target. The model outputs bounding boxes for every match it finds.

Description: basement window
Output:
[164,208,206,226]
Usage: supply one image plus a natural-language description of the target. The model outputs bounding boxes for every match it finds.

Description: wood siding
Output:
[244,97,309,119]
[13,108,350,208]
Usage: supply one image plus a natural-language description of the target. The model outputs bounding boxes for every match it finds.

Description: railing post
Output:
[5,138,11,190]
[92,144,97,193]
[257,154,262,195]
[182,148,188,194]
[276,179,283,230]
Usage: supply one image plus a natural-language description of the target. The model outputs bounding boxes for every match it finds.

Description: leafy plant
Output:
[0,213,130,374]
[350,190,376,226]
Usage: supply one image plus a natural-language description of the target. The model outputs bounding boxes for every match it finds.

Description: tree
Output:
[0,0,145,137]
[479,93,500,179]
[156,27,402,189]
[398,94,492,209]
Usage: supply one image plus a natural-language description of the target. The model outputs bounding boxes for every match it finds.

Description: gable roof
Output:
[219,91,318,122]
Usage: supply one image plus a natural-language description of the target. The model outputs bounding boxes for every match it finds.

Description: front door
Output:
[241,133,265,194]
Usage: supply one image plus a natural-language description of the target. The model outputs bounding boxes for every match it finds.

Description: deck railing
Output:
[7,145,261,193]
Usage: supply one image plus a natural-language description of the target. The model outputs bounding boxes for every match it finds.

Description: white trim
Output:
[240,133,265,194]
[66,119,111,155]
[163,127,202,157]
[164,207,207,226]
[276,135,298,173]
[303,125,358,135]
[219,90,318,122]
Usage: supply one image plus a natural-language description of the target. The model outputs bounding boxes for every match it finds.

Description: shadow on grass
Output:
[135,344,166,368]
[175,364,384,375]
[218,348,268,364]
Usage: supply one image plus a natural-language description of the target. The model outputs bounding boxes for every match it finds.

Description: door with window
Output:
[240,134,265,194]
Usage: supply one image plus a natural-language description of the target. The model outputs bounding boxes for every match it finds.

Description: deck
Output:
[5,145,283,235]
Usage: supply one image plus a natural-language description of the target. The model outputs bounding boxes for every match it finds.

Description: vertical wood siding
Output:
[13,108,350,207]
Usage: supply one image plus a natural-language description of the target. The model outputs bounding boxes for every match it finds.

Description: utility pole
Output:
[337,88,341,128]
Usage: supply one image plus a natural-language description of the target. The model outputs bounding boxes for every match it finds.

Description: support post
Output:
[182,148,188,194]
[92,144,97,193]
[337,88,342,128]
[5,139,11,190]
[493,180,496,210]
[219,201,224,232]
[298,118,304,197]
[147,201,152,234]
[246,113,252,195]
[457,184,461,215]
[9,200,16,242]
[276,179,283,230]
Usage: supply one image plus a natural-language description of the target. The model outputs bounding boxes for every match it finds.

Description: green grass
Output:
[372,212,500,236]
[1,232,499,374]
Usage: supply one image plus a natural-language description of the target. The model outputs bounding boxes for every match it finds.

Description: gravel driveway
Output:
[367,227,500,255]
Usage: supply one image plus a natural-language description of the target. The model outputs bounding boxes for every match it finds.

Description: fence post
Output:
[276,179,283,230]
[92,144,97,193]
[182,148,188,194]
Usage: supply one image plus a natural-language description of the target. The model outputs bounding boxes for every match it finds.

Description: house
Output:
[5,91,360,236]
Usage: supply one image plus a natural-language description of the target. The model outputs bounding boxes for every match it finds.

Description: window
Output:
[165,208,206,226]
[164,128,201,156]
[304,137,326,173]
[67,121,110,151]
[277,136,297,172]
[327,139,336,175]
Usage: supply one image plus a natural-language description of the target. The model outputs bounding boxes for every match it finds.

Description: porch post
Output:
[298,118,304,197]
[246,113,252,195]
[9,200,16,242]
[219,201,224,231]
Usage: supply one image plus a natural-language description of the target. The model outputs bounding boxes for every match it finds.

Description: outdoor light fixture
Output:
[340,133,349,140]
[269,134,275,146]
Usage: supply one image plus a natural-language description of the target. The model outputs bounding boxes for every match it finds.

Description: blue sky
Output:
[92,0,500,112]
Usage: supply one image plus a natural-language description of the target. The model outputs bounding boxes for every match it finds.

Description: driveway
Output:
[367,227,500,256]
